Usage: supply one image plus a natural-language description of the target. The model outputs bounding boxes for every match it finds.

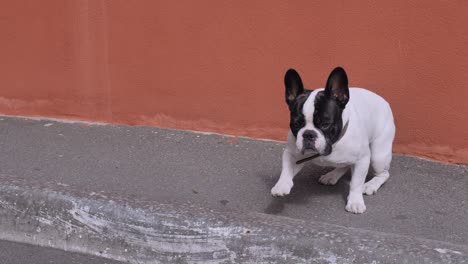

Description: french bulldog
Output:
[271,67,395,214]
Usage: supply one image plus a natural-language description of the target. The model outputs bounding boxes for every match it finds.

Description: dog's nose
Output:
[303,130,317,141]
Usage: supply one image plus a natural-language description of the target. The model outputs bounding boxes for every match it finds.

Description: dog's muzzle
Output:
[301,130,318,154]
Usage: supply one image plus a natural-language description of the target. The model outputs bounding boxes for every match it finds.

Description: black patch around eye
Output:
[313,91,344,144]
[289,90,311,137]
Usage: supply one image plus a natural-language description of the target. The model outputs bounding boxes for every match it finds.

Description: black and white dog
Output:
[271,67,395,214]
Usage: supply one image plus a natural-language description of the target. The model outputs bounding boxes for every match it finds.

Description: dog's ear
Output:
[324,67,349,109]
[284,68,304,107]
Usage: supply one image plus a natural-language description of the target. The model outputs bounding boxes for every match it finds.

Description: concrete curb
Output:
[0,185,467,264]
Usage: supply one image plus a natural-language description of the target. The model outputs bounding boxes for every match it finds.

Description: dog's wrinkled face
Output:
[285,67,349,155]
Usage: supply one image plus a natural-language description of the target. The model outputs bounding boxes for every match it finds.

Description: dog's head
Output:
[285,67,349,156]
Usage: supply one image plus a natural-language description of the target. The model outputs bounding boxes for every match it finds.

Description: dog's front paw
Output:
[271,180,293,197]
[345,195,366,214]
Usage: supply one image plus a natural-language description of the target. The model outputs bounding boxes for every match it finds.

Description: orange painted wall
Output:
[1,1,468,164]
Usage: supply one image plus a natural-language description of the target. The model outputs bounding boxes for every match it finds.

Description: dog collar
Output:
[295,119,349,165]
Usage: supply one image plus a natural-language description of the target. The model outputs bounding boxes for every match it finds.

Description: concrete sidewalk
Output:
[0,240,125,264]
[0,116,467,263]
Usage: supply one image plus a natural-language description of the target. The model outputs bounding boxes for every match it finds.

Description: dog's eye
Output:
[321,122,331,130]
[291,121,304,131]
[296,124,305,130]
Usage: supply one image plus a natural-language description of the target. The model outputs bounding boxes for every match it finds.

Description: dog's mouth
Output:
[297,149,321,165]
[297,143,332,164]
[301,148,318,156]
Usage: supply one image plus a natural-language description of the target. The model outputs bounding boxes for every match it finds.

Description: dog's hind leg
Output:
[364,122,395,195]
[319,166,349,185]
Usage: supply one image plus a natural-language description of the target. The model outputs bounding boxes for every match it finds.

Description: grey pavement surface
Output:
[0,116,467,263]
[0,240,125,264]
[1,184,467,264]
